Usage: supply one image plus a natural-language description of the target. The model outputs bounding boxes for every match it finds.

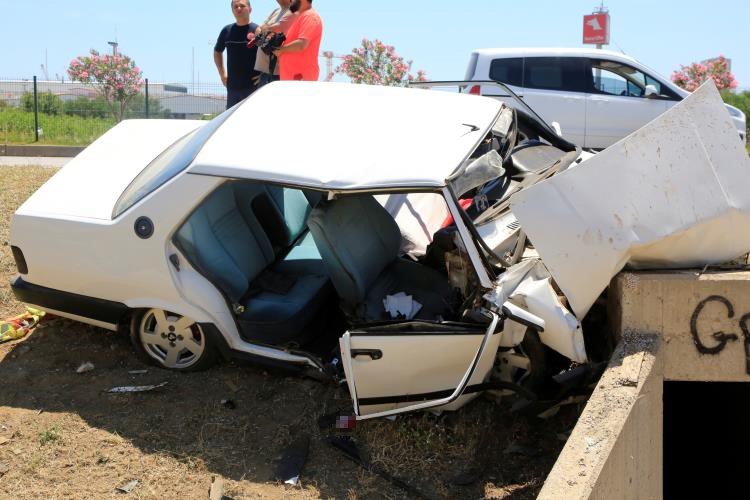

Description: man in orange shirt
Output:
[273,0,323,81]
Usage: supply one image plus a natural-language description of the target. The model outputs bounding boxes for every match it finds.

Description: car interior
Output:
[174,180,475,355]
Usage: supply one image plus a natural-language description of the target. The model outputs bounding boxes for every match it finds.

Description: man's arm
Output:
[214,51,228,87]
[275,38,308,56]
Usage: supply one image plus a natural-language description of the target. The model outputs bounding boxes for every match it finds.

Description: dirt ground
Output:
[0,166,582,499]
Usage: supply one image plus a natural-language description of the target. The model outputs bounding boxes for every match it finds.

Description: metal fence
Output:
[0,77,227,146]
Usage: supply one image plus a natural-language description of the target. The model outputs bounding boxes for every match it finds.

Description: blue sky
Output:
[1,0,748,88]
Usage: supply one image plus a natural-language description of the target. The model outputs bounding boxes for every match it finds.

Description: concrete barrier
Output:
[539,269,750,499]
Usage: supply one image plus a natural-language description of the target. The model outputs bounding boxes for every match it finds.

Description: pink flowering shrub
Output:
[336,38,428,86]
[68,49,144,121]
[671,56,737,92]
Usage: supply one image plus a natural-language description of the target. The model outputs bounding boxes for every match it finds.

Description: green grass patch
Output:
[0,108,115,146]
[38,427,61,446]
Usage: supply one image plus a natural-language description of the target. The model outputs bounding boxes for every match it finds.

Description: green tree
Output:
[21,91,64,115]
[63,96,111,119]
[124,93,171,119]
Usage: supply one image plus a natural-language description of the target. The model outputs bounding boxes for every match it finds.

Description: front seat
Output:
[308,195,453,322]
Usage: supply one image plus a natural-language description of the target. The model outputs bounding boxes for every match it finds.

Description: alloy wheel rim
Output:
[139,309,205,369]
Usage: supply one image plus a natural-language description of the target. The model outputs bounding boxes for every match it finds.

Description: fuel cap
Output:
[134,217,154,239]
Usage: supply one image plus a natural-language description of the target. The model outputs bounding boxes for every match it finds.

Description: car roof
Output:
[190,81,503,191]
[472,47,639,63]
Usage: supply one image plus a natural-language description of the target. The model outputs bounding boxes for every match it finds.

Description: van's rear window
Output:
[489,58,523,87]
[112,105,239,218]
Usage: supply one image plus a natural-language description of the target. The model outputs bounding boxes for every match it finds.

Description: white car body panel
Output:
[191,81,502,190]
[510,82,750,318]
[586,93,668,149]
[12,173,222,321]
[521,87,588,146]
[17,120,203,221]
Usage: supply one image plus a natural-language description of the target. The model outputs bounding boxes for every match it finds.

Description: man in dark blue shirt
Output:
[214,0,260,109]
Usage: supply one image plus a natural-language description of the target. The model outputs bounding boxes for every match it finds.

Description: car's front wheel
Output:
[130,309,217,371]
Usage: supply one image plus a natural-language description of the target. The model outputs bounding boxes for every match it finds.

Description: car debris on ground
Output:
[75,362,94,374]
[114,479,139,494]
[275,434,310,486]
[107,382,168,394]
[0,307,45,344]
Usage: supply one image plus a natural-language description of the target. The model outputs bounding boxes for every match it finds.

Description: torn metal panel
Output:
[486,259,586,362]
[510,82,750,318]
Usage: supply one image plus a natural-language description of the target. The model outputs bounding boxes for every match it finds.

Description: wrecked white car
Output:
[9,80,749,420]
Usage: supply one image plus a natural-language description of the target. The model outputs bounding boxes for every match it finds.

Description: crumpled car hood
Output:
[509,82,750,318]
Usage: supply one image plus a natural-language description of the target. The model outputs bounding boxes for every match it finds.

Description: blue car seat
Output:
[175,182,330,344]
[308,195,453,322]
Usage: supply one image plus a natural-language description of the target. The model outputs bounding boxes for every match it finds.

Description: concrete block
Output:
[538,330,662,500]
[541,269,750,499]
[612,270,750,382]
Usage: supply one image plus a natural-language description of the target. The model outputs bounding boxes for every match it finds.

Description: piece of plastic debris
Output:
[208,476,229,500]
[382,292,422,320]
[76,362,95,374]
[276,434,310,487]
[128,370,148,375]
[220,399,236,410]
[115,479,139,494]
[108,382,167,394]
[0,462,9,476]
[0,307,46,344]
[335,415,356,430]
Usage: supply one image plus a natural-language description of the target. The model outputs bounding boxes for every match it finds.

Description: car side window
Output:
[522,57,588,93]
[489,58,523,87]
[590,59,677,99]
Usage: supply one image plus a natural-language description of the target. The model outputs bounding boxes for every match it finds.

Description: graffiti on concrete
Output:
[690,295,750,375]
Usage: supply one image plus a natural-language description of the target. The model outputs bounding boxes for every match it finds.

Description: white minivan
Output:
[465,48,747,149]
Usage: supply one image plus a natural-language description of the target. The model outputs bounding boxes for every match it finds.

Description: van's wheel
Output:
[130,309,217,372]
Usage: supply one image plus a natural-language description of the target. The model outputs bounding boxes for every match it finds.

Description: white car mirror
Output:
[551,121,563,137]
[645,84,659,98]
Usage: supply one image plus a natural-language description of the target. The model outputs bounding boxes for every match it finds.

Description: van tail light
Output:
[469,85,481,95]
[11,246,28,275]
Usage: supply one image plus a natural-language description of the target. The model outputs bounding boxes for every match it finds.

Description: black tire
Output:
[130,308,218,372]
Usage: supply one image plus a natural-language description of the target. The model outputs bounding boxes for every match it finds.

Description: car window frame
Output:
[586,58,681,100]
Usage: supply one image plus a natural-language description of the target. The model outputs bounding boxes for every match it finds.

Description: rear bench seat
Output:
[175,181,330,344]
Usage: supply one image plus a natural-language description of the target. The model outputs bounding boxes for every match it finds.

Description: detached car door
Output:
[585,58,671,149]
[340,318,502,418]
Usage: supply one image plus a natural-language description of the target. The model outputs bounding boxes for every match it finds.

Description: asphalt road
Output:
[0,156,70,168]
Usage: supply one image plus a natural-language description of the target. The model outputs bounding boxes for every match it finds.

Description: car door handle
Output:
[351,349,383,360]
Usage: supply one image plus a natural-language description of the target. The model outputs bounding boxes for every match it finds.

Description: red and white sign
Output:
[583,13,610,45]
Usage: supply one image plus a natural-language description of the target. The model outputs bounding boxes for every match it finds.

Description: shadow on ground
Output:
[0,319,576,499]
